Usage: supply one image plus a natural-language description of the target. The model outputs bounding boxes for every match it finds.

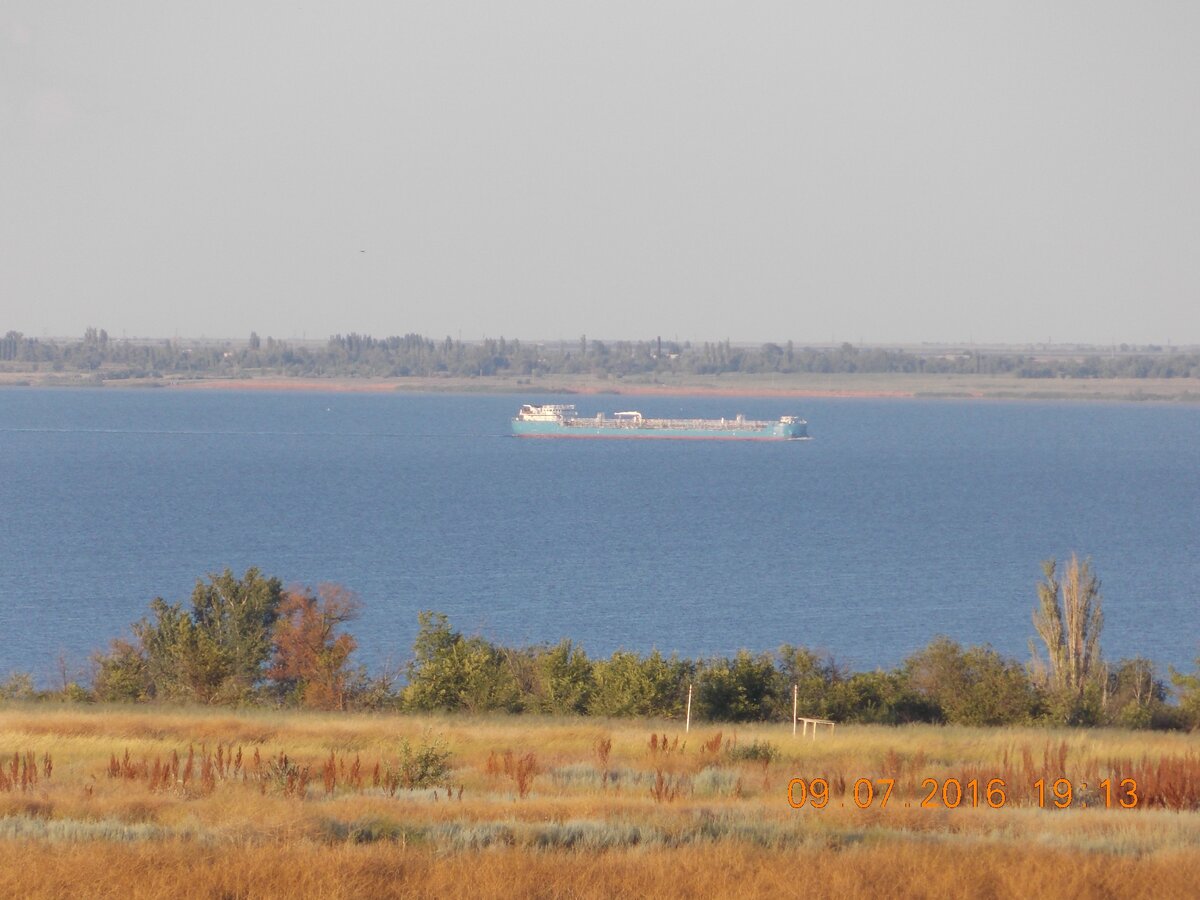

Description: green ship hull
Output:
[512,405,808,441]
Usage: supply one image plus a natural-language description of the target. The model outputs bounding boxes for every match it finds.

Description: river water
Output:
[1,388,1197,683]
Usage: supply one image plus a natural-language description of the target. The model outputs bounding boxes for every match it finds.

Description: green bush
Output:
[388,736,452,789]
[697,651,779,722]
[0,672,36,702]
[725,740,779,763]
[903,637,1039,726]
[402,612,520,713]
[588,650,691,718]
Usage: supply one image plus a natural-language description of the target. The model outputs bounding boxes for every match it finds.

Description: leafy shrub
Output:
[726,740,779,763]
[588,651,692,718]
[403,612,521,713]
[388,737,452,789]
[905,637,1040,726]
[697,651,779,722]
[0,673,36,703]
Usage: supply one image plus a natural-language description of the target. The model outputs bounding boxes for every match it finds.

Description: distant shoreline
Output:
[3,371,1199,403]
[170,377,919,400]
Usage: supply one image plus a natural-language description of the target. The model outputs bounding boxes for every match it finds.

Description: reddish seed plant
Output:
[882,749,903,778]
[83,743,471,805]
[594,737,612,772]
[323,752,337,796]
[496,750,537,798]
[101,744,256,798]
[1120,753,1200,810]
[648,734,683,758]
[700,733,723,756]
[650,769,686,803]
[1045,741,1069,776]
[21,751,39,790]
[484,750,502,778]
[0,751,51,793]
[512,753,537,799]
[200,759,216,795]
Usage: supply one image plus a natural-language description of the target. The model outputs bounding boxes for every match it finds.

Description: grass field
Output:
[2,705,1198,898]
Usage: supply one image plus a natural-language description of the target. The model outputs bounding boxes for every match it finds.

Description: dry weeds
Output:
[1,706,1198,897]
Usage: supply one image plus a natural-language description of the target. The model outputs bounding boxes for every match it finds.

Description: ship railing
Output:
[562,417,776,430]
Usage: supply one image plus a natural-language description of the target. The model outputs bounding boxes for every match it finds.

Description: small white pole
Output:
[685,684,693,733]
[792,684,798,736]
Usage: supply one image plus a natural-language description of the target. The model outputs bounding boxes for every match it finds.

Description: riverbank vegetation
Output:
[4,564,1199,896]
[4,563,1198,733]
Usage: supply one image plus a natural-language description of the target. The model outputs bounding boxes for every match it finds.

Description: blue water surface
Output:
[1,387,1197,683]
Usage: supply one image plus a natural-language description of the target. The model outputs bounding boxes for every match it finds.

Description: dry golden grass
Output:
[5,842,1200,900]
[1,705,1198,898]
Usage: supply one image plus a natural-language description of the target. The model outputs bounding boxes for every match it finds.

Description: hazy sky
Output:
[2,2,1198,344]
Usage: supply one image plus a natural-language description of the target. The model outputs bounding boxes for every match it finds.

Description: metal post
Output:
[792,683,798,736]
[685,684,693,733]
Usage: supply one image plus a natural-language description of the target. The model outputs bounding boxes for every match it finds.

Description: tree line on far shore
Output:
[4,328,1200,381]
[2,560,1198,730]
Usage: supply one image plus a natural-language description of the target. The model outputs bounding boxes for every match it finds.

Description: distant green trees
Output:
[92,570,367,710]
[0,672,36,702]
[4,327,1200,381]
[9,559,1186,730]
[520,640,594,715]
[588,650,691,718]
[1170,659,1200,730]
[775,645,841,719]
[905,637,1039,726]
[697,651,779,722]
[91,639,151,702]
[96,568,283,704]
[1108,657,1169,729]
[394,622,1051,726]
[402,615,687,717]
[403,611,522,713]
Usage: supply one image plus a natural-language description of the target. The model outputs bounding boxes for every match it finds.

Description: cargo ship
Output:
[512,404,809,440]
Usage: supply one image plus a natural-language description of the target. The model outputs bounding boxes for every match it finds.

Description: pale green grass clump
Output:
[0,816,196,843]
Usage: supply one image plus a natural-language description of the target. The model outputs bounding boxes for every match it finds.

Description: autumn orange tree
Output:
[268,584,361,710]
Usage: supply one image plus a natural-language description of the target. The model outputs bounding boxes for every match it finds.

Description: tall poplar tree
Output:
[1031,555,1104,718]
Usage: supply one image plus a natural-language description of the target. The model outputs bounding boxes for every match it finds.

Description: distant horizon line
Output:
[8,330,1200,354]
